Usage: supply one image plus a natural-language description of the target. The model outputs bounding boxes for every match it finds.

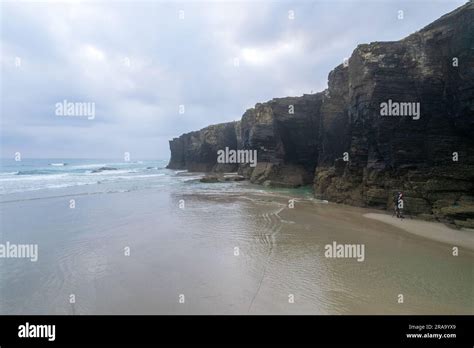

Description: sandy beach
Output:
[1,167,473,315]
[364,213,474,251]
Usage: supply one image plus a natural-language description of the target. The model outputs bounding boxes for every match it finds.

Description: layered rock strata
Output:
[167,3,474,227]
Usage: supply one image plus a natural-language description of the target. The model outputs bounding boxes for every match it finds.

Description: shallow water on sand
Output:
[0,168,473,314]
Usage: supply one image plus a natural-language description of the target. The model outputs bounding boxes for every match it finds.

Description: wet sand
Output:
[1,183,473,315]
[364,213,474,251]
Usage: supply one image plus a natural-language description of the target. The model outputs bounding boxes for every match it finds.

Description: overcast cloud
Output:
[0,0,466,159]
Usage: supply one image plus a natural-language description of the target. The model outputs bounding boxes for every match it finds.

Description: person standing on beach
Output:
[396,191,404,219]
[392,191,404,219]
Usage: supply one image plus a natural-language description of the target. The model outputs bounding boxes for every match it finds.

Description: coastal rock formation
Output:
[314,2,474,227]
[91,167,118,173]
[168,2,474,227]
[238,94,323,187]
[200,173,246,183]
[167,121,239,172]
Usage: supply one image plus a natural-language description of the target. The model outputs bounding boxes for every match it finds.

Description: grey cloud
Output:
[0,0,466,159]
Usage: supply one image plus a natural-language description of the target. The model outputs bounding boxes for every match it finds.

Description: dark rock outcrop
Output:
[91,167,118,173]
[200,173,246,183]
[314,2,474,227]
[167,121,239,172]
[167,2,474,227]
[238,94,323,186]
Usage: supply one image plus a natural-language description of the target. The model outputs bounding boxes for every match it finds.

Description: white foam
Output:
[69,163,107,169]
[0,171,19,176]
[0,173,69,182]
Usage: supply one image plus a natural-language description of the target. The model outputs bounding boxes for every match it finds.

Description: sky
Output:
[0,0,467,160]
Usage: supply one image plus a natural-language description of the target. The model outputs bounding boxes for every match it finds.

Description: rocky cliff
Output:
[237,94,323,187]
[167,2,474,227]
[314,2,474,227]
[167,121,239,172]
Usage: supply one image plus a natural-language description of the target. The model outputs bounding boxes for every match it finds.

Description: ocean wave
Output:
[68,162,140,170]
[15,170,57,176]
[0,173,69,181]
[49,163,67,166]
[0,171,19,176]
[0,167,169,195]
[97,174,166,182]
[46,182,92,189]
[88,169,133,176]
[69,163,107,169]
[0,181,96,194]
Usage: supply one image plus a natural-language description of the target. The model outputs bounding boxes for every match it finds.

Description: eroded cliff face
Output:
[238,94,323,187]
[167,121,239,172]
[314,2,474,227]
[167,2,474,227]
